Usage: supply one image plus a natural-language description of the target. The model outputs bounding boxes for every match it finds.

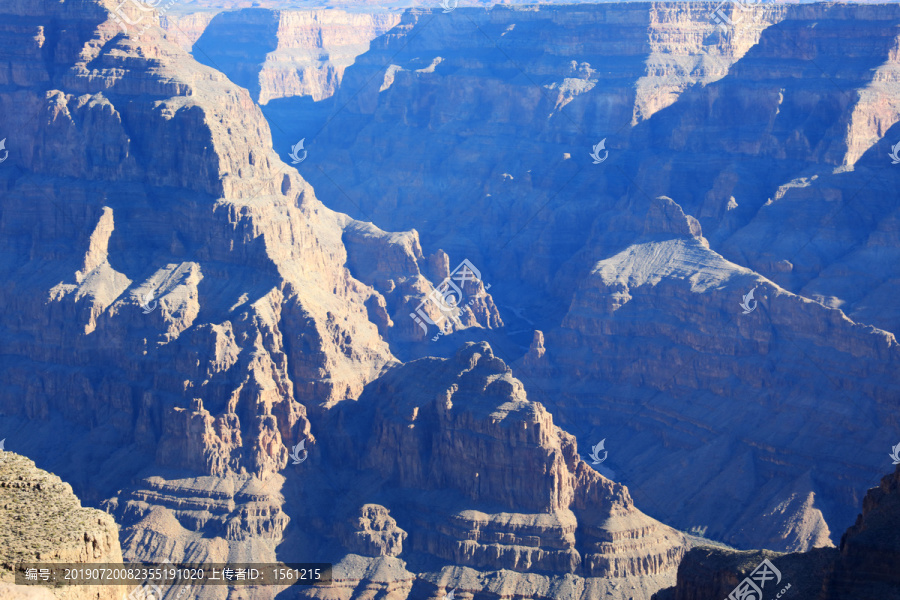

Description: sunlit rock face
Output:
[308,342,687,600]
[0,453,123,600]
[0,0,493,588]
[0,2,682,599]
[165,8,402,103]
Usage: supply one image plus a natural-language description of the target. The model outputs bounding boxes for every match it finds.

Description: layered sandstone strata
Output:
[305,343,686,599]
[0,0,497,582]
[105,474,290,555]
[0,2,680,599]
[524,194,898,552]
[337,504,407,557]
[164,8,402,103]
[160,11,218,50]
[0,0,497,477]
[291,2,900,553]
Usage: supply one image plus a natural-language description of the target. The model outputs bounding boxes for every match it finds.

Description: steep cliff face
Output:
[0,0,499,479]
[0,2,685,599]
[653,466,900,600]
[286,2,900,552]
[160,11,218,50]
[166,8,401,103]
[0,453,123,600]
[527,193,898,553]
[0,0,497,578]
[297,342,686,600]
[819,465,900,599]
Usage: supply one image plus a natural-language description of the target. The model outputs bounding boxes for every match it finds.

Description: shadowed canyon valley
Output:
[0,1,899,599]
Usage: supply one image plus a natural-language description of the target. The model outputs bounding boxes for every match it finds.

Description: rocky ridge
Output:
[0,0,496,584]
[0,452,123,600]
[0,1,688,599]
[652,466,900,600]
[285,1,900,552]
[165,8,401,103]
[524,193,898,552]
[295,342,686,600]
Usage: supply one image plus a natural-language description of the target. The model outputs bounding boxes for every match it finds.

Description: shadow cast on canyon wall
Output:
[193,8,282,102]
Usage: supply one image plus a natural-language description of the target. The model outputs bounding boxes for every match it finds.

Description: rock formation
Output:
[819,464,900,599]
[525,193,897,552]
[337,504,407,557]
[653,466,900,600]
[285,1,900,552]
[0,2,685,599]
[167,8,401,103]
[0,0,495,586]
[4,0,900,598]
[0,453,123,600]
[160,11,218,51]
[300,342,686,600]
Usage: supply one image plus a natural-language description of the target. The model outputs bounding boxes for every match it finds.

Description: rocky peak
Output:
[642,196,705,240]
[821,466,900,598]
[337,504,407,558]
[325,342,684,588]
[521,330,547,369]
[654,466,900,600]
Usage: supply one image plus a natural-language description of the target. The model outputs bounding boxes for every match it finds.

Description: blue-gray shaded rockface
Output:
[0,0,496,580]
[169,8,402,103]
[0,2,689,599]
[651,465,900,600]
[265,2,900,552]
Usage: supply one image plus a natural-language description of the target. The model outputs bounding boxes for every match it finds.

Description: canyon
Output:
[1,0,900,599]
[241,0,900,554]
[0,1,704,599]
[162,9,402,104]
[652,464,900,600]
